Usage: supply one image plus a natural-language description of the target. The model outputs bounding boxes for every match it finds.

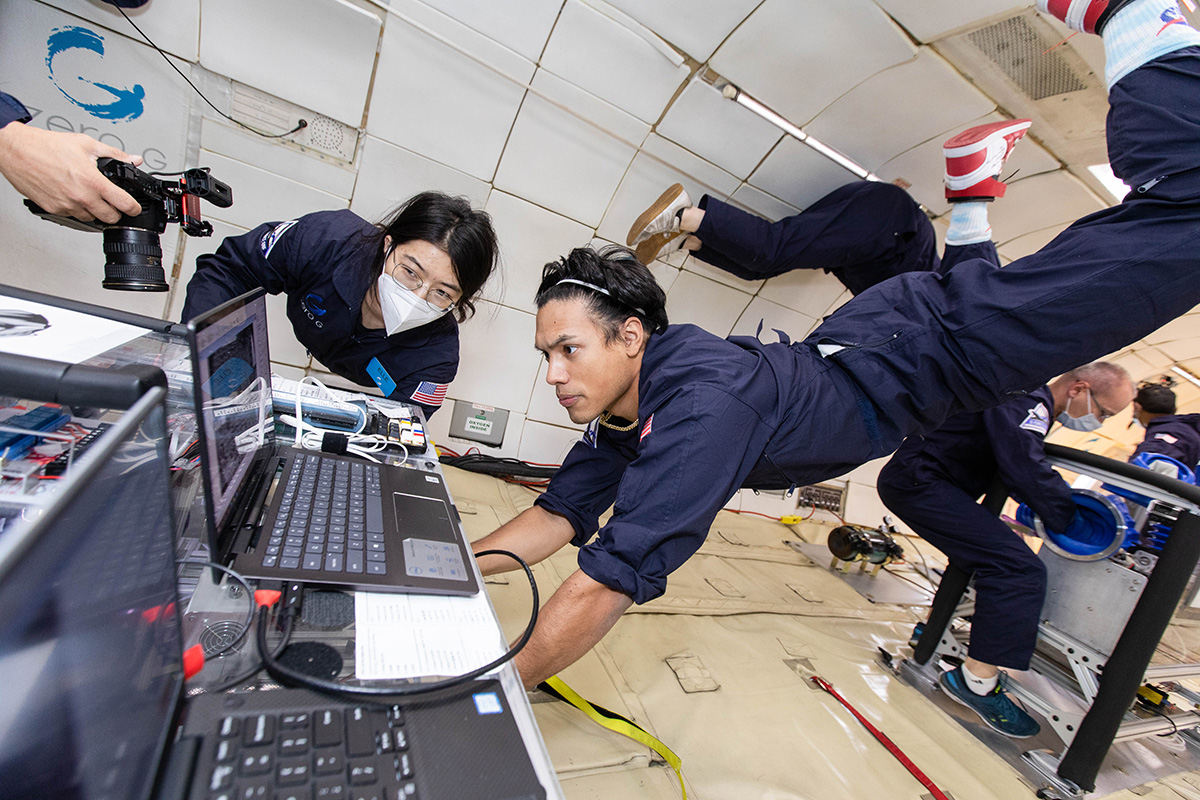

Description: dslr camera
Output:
[25,157,233,292]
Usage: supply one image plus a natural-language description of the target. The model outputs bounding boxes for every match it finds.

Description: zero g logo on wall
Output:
[46,26,145,121]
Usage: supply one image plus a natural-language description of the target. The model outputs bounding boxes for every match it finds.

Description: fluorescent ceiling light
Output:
[718,81,879,183]
[1172,365,1200,390]
[1088,163,1130,202]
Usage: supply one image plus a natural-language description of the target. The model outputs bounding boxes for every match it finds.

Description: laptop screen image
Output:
[0,388,182,800]
[188,290,274,542]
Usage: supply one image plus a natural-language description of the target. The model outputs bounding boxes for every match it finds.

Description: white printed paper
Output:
[354,590,507,680]
[0,296,144,363]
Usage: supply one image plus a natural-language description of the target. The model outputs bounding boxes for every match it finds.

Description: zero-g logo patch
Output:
[304,293,327,316]
[46,26,145,121]
[300,292,326,329]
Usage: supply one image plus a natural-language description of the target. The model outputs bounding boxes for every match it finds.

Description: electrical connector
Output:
[182,643,206,680]
[780,515,803,525]
[281,580,304,615]
[1138,683,1169,709]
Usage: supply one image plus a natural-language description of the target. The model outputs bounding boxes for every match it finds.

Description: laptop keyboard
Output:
[262,455,386,575]
[207,704,418,800]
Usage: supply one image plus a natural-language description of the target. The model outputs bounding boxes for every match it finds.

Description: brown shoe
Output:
[626,183,691,265]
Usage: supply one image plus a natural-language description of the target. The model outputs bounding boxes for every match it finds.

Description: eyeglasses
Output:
[1087,388,1118,421]
[386,247,459,311]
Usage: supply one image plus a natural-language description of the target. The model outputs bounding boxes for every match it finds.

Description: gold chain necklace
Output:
[598,411,639,431]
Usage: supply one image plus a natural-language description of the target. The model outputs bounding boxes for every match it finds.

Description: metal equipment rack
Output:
[900,444,1200,797]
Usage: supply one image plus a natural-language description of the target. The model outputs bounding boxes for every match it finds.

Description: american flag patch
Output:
[410,381,448,407]
[640,414,653,441]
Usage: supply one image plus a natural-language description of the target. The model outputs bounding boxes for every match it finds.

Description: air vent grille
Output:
[231,83,358,162]
[968,16,1087,99]
[199,619,247,656]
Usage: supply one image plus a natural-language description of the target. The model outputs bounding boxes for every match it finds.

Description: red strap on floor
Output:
[811,676,951,800]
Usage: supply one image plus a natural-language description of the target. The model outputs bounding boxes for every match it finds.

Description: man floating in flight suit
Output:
[624,117,1030,295]
[473,0,1200,690]
[877,362,1135,737]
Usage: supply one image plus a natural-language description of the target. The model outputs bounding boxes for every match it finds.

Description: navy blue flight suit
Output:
[875,388,1075,669]
[1133,413,1200,468]
[182,211,457,418]
[0,93,30,128]
[691,181,991,295]
[537,47,1200,606]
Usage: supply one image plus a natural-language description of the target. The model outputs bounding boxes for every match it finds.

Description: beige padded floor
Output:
[444,465,1200,800]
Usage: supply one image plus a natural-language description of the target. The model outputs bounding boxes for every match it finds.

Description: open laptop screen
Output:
[188,290,273,539]
[0,388,182,800]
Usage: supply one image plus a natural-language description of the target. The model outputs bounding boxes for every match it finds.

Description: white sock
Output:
[963,663,1000,695]
[945,201,992,246]
[1103,0,1200,89]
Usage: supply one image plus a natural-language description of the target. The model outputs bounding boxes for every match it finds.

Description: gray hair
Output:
[1064,361,1133,393]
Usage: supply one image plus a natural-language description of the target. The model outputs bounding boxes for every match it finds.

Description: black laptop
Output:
[187,289,478,595]
[0,382,546,800]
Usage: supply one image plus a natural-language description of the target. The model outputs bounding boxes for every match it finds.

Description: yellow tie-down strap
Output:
[540,675,687,799]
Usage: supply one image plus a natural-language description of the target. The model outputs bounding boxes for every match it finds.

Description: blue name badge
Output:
[366,357,397,397]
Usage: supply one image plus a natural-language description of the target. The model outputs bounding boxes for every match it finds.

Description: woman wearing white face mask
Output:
[183,192,498,417]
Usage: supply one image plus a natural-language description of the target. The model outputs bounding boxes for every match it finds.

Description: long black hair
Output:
[370,192,498,322]
[535,245,668,342]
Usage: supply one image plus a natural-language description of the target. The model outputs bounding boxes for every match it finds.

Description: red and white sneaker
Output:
[1036,0,1135,34]
[943,119,1032,201]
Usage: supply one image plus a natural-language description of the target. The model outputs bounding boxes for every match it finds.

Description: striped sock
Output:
[1104,0,1200,88]
[945,201,992,246]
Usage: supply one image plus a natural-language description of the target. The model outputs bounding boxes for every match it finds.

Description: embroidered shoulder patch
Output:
[582,418,599,449]
[1019,402,1050,435]
[260,219,298,258]
[1155,433,1180,444]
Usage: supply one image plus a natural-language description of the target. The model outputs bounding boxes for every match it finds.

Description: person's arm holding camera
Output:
[0,91,144,224]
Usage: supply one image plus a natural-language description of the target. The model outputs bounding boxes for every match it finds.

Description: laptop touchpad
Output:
[394,493,468,581]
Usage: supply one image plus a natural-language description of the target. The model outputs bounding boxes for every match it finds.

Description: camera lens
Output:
[101,227,169,292]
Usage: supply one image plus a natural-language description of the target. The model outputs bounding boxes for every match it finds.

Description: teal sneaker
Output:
[939,665,1040,738]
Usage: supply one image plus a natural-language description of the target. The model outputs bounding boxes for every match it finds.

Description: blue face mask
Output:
[1057,390,1103,432]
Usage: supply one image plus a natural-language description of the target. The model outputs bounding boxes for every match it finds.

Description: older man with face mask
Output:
[876,362,1134,738]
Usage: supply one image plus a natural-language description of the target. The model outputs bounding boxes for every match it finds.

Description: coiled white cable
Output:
[281,376,407,464]
[292,375,367,448]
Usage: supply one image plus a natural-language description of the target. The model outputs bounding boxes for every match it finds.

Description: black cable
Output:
[202,613,295,694]
[114,6,307,140]
[256,549,538,703]
[439,453,558,479]
[883,565,938,593]
[177,559,256,660]
[1147,698,1180,736]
